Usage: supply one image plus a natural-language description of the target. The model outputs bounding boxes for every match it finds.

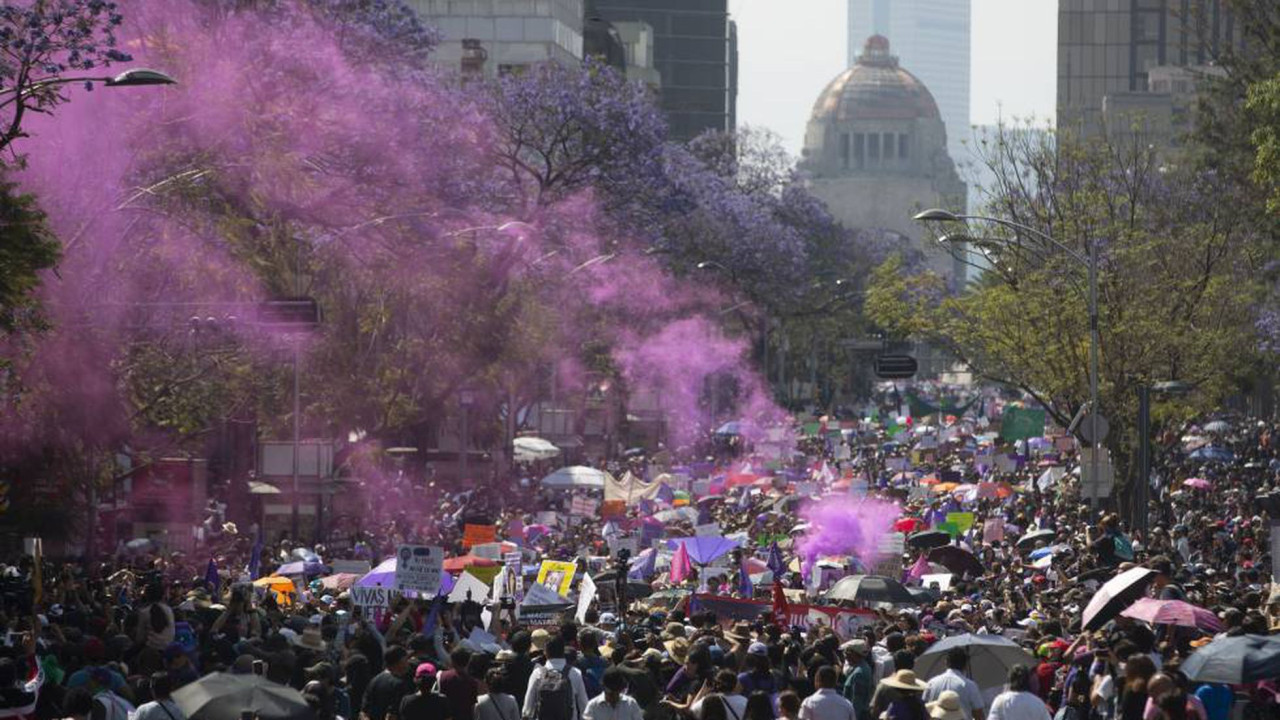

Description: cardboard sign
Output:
[536,560,577,597]
[601,500,626,519]
[575,573,597,624]
[983,518,1005,543]
[350,585,397,608]
[946,512,976,534]
[462,524,497,550]
[394,545,443,595]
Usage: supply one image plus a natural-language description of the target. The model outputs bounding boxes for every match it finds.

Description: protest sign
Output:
[350,585,396,608]
[937,521,961,537]
[522,582,571,607]
[536,511,559,527]
[570,496,598,517]
[690,594,876,640]
[606,536,638,558]
[601,500,626,519]
[462,524,497,550]
[946,512,976,534]
[448,571,491,604]
[394,545,443,595]
[983,518,1005,543]
[536,560,577,596]
[921,573,953,592]
[575,573,596,624]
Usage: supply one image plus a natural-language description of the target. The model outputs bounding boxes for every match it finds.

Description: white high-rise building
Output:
[847,0,970,164]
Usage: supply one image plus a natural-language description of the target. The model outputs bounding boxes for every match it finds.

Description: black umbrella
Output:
[825,575,917,605]
[1081,566,1156,631]
[908,530,952,550]
[1181,635,1280,684]
[1016,529,1057,549]
[173,673,313,720]
[928,545,984,577]
[591,571,655,600]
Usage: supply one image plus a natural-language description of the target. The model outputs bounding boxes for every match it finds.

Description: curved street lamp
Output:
[915,208,1104,520]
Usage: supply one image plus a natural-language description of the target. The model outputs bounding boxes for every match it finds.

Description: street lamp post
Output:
[1136,380,1193,534]
[914,209,1103,520]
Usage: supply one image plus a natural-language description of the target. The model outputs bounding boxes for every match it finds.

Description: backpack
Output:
[535,665,576,720]
[1113,534,1134,561]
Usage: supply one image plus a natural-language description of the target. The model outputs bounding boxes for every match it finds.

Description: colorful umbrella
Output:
[1120,597,1223,632]
[894,517,926,533]
[669,541,692,583]
[442,555,498,573]
[317,573,361,592]
[251,576,295,592]
[1082,566,1157,631]
[1181,634,1280,684]
[665,536,740,565]
[1182,477,1211,490]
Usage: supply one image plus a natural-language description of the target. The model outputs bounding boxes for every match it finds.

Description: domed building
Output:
[802,35,966,283]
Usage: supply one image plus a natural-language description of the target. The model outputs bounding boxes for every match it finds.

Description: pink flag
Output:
[905,553,931,584]
[670,541,693,584]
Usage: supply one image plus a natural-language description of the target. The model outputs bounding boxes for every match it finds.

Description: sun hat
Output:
[928,691,965,720]
[531,628,551,651]
[840,638,869,655]
[664,637,690,664]
[293,627,326,652]
[882,669,928,691]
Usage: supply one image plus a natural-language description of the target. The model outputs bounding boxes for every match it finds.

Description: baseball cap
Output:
[415,662,438,679]
[747,641,769,657]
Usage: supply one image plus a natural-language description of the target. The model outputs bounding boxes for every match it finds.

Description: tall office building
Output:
[407,0,585,76]
[1057,0,1239,143]
[847,0,971,164]
[591,0,739,141]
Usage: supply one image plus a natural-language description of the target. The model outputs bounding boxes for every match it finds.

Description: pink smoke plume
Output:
[796,497,901,576]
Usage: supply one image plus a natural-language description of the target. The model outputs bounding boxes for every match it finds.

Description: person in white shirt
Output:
[799,666,855,720]
[132,672,188,720]
[522,637,590,720]
[689,671,748,720]
[583,668,644,720]
[988,666,1051,720]
[476,667,522,720]
[923,649,986,720]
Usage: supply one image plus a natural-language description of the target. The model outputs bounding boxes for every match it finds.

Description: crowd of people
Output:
[0,406,1276,720]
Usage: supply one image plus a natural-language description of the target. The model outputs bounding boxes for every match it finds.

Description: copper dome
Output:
[810,36,941,123]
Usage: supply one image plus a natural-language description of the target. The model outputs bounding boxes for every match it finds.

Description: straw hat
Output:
[928,691,965,720]
[881,669,927,691]
[664,637,690,664]
[293,627,326,652]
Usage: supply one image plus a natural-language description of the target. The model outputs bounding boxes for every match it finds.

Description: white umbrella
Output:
[514,437,561,462]
[248,481,282,495]
[540,466,612,489]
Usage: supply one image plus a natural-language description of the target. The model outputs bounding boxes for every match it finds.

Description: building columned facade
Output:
[802,36,967,284]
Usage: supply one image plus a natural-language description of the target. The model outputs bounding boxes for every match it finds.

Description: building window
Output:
[854,133,865,168]
[882,132,895,160]
[840,133,850,169]
[898,133,909,159]
[868,133,880,163]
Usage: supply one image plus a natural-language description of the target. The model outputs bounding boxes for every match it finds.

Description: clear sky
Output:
[727,0,1059,156]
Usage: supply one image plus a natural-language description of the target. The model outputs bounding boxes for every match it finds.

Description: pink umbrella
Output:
[669,541,693,584]
[318,573,361,591]
[1121,597,1223,632]
[1183,478,1211,490]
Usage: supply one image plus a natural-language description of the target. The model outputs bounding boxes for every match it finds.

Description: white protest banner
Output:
[695,522,721,537]
[575,572,596,624]
[536,511,559,527]
[350,585,396,608]
[448,571,491,604]
[471,542,505,561]
[394,545,443,595]
[983,518,1005,543]
[503,551,522,569]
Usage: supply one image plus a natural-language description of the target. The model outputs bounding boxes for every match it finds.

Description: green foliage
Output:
[867,126,1264,494]
[1246,74,1280,214]
[0,179,60,332]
